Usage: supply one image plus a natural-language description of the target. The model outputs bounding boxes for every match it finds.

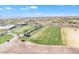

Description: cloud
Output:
[0,7,15,11]
[30,6,38,9]
[20,6,38,11]
[20,7,29,10]
[0,8,4,11]
[5,7,12,10]
[5,7,15,10]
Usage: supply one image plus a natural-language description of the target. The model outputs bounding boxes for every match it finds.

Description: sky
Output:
[0,5,79,17]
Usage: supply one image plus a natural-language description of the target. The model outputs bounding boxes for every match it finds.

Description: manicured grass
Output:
[29,26,63,45]
[20,26,63,45]
[0,34,13,44]
[11,25,34,34]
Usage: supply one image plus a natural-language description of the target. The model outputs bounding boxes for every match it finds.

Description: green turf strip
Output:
[29,26,63,45]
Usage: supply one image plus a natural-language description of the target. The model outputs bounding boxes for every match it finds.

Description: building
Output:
[16,23,27,26]
[0,24,15,30]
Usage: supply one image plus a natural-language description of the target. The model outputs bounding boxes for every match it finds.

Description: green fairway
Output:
[11,25,34,34]
[28,26,63,45]
[0,34,13,44]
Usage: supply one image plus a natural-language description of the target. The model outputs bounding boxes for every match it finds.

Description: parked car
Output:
[24,34,31,37]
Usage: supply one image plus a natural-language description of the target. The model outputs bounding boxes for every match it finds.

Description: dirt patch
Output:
[63,27,79,48]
